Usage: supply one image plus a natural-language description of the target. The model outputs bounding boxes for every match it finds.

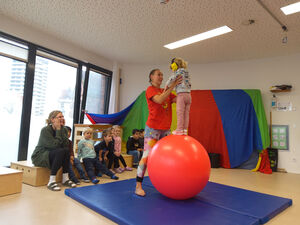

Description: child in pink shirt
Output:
[112,125,132,173]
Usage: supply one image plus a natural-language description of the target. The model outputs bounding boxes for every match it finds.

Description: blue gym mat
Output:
[65,177,292,225]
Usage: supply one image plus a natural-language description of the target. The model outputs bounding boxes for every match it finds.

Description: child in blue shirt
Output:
[77,128,118,184]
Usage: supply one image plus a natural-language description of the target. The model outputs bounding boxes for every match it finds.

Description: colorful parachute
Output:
[86,89,270,169]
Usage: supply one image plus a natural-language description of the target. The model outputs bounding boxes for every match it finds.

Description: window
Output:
[0,32,112,163]
[84,69,110,123]
[27,54,77,158]
[0,56,26,166]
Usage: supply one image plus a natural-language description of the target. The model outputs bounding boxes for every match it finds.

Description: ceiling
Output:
[0,0,300,64]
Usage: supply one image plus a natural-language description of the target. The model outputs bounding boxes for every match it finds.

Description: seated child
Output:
[111,125,132,173]
[65,126,89,184]
[126,129,143,167]
[77,128,119,184]
[94,129,115,173]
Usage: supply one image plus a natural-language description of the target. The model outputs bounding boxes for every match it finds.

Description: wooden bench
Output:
[11,161,62,187]
[73,124,112,153]
[11,155,132,187]
[73,124,133,167]
[0,166,23,196]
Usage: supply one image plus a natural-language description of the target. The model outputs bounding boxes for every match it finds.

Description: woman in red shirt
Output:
[135,69,181,196]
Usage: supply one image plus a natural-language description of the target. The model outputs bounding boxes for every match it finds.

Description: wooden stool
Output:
[0,166,23,196]
[11,161,62,187]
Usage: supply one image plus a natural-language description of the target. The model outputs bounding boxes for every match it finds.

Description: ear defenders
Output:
[170,58,178,71]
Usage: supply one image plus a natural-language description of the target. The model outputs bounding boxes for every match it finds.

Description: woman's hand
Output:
[170,76,182,89]
[60,118,66,126]
[152,76,183,104]
[52,117,61,130]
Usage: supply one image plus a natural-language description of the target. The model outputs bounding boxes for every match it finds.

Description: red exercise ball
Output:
[148,135,211,200]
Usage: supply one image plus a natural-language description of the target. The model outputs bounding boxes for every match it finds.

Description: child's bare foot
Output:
[135,187,146,196]
[135,182,146,196]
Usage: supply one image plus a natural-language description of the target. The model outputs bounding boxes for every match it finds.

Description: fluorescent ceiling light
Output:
[281,1,300,15]
[164,26,233,50]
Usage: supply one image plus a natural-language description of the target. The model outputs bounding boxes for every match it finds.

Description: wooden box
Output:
[11,161,62,187]
[0,167,23,196]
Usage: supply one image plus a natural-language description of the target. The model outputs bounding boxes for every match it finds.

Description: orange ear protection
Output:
[171,58,178,71]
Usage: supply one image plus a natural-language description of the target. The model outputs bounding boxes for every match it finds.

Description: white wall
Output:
[0,14,113,70]
[120,53,300,174]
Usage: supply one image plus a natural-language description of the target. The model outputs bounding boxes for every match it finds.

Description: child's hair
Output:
[46,110,62,125]
[139,129,144,133]
[112,125,120,130]
[83,127,93,135]
[149,68,159,83]
[132,129,140,135]
[65,126,71,132]
[170,57,187,71]
[102,129,111,138]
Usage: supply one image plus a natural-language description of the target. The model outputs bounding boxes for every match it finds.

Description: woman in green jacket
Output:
[31,110,76,191]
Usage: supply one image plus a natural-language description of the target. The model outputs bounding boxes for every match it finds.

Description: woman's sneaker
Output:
[47,182,61,191]
[62,180,76,188]
[125,166,133,171]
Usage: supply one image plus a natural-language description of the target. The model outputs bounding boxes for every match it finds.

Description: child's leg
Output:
[73,158,87,179]
[83,158,96,180]
[176,93,185,132]
[68,162,78,182]
[95,159,115,178]
[107,152,114,169]
[119,155,127,167]
[128,150,139,166]
[113,155,120,168]
[183,93,192,130]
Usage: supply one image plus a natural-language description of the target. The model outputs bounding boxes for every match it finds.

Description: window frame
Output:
[0,31,112,162]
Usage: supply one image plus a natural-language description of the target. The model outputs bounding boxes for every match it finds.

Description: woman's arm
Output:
[152,76,182,104]
[165,74,176,89]
[38,127,66,149]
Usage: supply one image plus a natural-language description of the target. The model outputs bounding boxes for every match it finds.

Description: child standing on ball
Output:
[165,57,191,135]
